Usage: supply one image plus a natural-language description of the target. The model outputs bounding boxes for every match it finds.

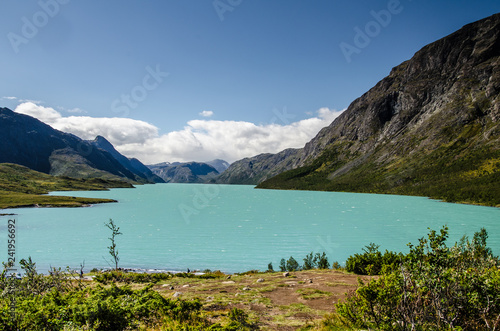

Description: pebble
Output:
[173,292,182,298]
[256,278,265,283]
[283,272,290,277]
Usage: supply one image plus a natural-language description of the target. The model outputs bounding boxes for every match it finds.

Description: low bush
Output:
[334,226,500,330]
[93,270,173,284]
[345,243,404,275]
[0,260,253,330]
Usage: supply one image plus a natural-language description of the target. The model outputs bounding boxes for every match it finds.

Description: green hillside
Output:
[258,136,500,207]
[257,14,500,207]
[0,163,132,209]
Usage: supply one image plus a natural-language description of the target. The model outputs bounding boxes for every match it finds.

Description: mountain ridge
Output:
[0,108,157,184]
[148,161,220,183]
[222,13,500,206]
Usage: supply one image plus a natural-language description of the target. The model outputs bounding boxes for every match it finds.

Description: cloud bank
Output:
[14,102,343,164]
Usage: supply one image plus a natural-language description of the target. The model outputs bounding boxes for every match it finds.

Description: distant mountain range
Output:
[0,108,163,184]
[217,13,500,206]
[148,159,229,183]
[0,106,231,185]
[2,13,499,206]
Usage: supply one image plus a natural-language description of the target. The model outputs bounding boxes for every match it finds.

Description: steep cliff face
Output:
[292,12,500,167]
[236,13,500,205]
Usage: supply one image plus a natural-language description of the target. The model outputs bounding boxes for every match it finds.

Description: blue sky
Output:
[1,1,499,163]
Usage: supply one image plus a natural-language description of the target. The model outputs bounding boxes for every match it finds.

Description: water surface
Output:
[1,184,498,273]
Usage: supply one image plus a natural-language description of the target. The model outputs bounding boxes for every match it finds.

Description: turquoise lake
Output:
[1,184,499,274]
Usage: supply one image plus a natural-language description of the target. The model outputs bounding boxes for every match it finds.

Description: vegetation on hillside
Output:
[0,163,131,209]
[258,136,500,207]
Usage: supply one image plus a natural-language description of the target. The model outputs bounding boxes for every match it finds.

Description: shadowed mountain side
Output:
[0,108,154,183]
[91,136,164,183]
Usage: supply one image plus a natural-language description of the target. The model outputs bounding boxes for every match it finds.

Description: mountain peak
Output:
[221,13,500,206]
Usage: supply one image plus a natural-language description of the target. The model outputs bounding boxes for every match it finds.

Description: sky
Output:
[1,1,499,164]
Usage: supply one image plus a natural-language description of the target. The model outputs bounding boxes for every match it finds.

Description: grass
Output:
[296,288,332,300]
[83,269,365,329]
[0,163,132,209]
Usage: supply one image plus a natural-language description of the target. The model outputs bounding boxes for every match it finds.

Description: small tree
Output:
[267,262,274,272]
[279,258,286,272]
[315,252,330,269]
[303,252,316,270]
[105,219,122,270]
[286,256,300,271]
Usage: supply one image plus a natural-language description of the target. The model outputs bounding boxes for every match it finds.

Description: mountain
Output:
[229,14,500,206]
[0,108,153,183]
[148,161,220,183]
[91,136,164,183]
[205,159,231,173]
[215,149,298,184]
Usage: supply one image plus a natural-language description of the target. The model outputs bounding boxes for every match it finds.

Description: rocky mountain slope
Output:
[215,149,299,184]
[0,108,156,183]
[91,136,164,183]
[205,159,231,174]
[226,13,500,206]
[148,161,220,183]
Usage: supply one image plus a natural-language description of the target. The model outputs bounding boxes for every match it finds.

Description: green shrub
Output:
[279,258,286,272]
[316,252,330,269]
[345,243,403,275]
[335,226,500,330]
[286,256,300,271]
[0,260,244,330]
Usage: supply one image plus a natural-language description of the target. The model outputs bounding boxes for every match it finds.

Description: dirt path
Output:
[152,269,373,330]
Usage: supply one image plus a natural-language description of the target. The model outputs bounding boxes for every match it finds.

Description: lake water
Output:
[1,184,499,274]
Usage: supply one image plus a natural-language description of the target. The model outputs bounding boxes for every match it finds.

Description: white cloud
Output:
[16,102,62,123]
[2,96,17,100]
[199,110,214,117]
[14,102,158,145]
[117,108,344,164]
[66,107,87,114]
[14,102,344,164]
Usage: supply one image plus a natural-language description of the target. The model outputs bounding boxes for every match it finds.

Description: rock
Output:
[182,284,190,288]
[162,284,172,287]
[173,292,182,298]
[222,281,235,284]
[226,275,231,279]
[283,272,290,277]
[256,278,265,283]
[242,286,251,291]
[217,13,500,207]
[306,279,313,284]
